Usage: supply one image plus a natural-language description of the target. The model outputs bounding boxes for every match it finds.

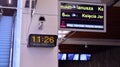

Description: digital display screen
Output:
[58,53,91,61]
[80,54,91,61]
[58,53,67,60]
[68,54,79,60]
[59,1,106,32]
[28,34,58,47]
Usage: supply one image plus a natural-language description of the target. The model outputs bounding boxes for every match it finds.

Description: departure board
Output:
[59,1,106,32]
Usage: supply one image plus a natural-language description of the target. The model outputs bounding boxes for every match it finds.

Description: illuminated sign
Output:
[28,34,58,47]
[59,1,106,32]
[58,53,92,61]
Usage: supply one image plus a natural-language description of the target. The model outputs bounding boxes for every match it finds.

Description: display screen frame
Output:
[58,1,106,32]
[28,34,58,47]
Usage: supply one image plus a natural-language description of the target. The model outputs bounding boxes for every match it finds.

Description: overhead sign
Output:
[59,1,106,32]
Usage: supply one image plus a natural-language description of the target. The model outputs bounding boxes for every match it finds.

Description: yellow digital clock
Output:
[28,34,58,47]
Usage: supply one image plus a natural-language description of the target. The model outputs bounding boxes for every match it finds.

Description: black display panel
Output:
[59,1,106,32]
[28,34,58,47]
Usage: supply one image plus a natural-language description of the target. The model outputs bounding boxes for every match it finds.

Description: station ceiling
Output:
[0,0,120,53]
[0,0,120,16]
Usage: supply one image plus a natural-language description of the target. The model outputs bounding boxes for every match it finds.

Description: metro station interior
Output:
[0,0,120,67]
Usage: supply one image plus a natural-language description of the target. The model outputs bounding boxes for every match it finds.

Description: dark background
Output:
[59,45,120,67]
